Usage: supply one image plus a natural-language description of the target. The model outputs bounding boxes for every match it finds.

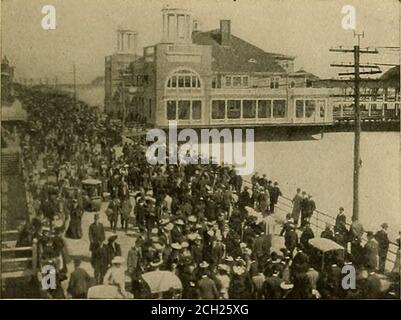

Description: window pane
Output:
[167,100,176,120]
[305,100,316,118]
[212,77,216,89]
[296,100,304,118]
[192,76,198,88]
[192,100,202,119]
[317,100,325,117]
[172,76,177,88]
[243,76,249,87]
[233,77,241,87]
[167,78,171,88]
[227,100,241,119]
[243,100,256,118]
[225,76,231,87]
[185,76,191,88]
[178,76,184,88]
[273,100,286,118]
[212,100,226,119]
[178,100,190,120]
[258,100,271,118]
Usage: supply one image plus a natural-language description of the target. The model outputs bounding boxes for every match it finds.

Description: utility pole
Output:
[330,32,380,222]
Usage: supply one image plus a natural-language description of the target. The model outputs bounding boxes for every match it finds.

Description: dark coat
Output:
[263,275,283,299]
[67,267,91,298]
[198,276,219,299]
[88,222,105,251]
[375,230,390,251]
[65,206,83,239]
[103,242,122,268]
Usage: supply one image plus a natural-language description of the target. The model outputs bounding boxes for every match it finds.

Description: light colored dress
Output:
[216,274,230,299]
[103,266,127,298]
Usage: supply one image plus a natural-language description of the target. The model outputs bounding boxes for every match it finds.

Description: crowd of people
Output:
[13,87,400,299]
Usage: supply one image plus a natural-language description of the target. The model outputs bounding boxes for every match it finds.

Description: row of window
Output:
[295,99,326,118]
[167,74,201,89]
[211,76,280,89]
[211,99,287,120]
[166,100,202,120]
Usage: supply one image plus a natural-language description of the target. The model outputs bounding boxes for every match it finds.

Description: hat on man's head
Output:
[381,223,389,229]
[175,218,185,226]
[218,264,229,272]
[111,256,124,264]
[107,232,118,241]
[159,218,170,225]
[171,243,182,250]
[150,259,163,268]
[188,215,197,223]
[199,261,209,268]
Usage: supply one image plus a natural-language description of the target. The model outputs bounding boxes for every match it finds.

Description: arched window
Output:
[166,69,201,89]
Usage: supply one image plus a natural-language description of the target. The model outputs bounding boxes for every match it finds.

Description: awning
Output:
[1,99,27,122]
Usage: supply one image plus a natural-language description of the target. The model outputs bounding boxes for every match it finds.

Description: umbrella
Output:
[87,285,132,299]
[142,271,182,294]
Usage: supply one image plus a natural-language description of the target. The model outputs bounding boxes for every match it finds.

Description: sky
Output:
[1,0,399,84]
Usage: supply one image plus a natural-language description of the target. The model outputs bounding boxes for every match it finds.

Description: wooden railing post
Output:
[31,239,38,276]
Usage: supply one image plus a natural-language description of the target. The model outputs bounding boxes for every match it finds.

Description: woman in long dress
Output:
[65,199,83,239]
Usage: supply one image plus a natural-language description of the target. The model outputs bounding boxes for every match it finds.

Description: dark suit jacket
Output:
[89,222,105,251]
[103,242,122,268]
[263,275,283,299]
[198,276,219,299]
[375,230,390,251]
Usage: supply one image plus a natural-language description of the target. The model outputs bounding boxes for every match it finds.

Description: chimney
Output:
[220,20,231,46]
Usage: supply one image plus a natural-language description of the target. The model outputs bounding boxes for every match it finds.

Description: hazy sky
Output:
[1,0,399,83]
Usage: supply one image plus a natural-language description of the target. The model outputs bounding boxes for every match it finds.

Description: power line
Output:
[330,32,380,222]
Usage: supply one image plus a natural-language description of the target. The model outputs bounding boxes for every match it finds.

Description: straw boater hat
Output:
[175,218,185,226]
[107,232,118,241]
[232,265,245,275]
[181,242,189,248]
[111,256,124,265]
[218,264,229,272]
[150,259,163,268]
[199,261,209,268]
[188,215,197,223]
[164,222,174,231]
[171,243,182,250]
[159,218,170,225]
[187,233,197,241]
[280,282,294,290]
[151,228,159,235]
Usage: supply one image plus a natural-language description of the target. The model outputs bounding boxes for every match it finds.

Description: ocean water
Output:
[249,131,400,241]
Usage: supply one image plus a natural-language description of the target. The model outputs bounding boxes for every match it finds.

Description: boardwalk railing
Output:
[1,231,38,280]
[243,179,399,271]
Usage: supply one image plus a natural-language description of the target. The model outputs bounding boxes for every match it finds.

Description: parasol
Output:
[87,285,132,299]
[142,271,182,294]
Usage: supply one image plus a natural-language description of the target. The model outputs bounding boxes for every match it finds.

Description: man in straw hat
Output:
[197,261,219,299]
[375,223,390,273]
